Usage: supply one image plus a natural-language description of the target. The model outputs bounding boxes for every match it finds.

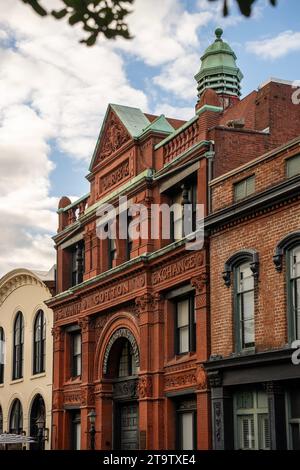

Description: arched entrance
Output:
[30,394,46,450]
[104,328,139,450]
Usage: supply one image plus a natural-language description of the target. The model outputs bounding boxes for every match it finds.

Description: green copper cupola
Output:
[195,28,243,100]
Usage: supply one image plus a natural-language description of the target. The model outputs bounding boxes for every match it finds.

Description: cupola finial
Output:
[215,27,223,41]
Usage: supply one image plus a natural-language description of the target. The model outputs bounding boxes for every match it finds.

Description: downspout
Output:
[204,141,215,215]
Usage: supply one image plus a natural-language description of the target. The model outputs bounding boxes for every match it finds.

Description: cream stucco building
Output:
[0,267,54,449]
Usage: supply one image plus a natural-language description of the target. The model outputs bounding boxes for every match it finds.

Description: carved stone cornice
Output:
[0,270,50,307]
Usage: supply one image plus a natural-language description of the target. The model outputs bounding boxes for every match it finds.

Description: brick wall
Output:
[209,202,299,358]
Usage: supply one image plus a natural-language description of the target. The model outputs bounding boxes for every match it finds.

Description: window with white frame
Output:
[234,390,270,450]
[289,246,300,340]
[175,296,196,355]
[287,390,300,450]
[235,262,255,350]
[286,154,300,178]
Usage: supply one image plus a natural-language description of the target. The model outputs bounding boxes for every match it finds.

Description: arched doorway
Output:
[30,394,46,450]
[104,329,139,450]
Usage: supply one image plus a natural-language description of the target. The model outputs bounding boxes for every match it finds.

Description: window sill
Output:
[0,383,4,388]
[10,378,24,385]
[64,376,82,385]
[165,352,197,367]
[30,372,46,380]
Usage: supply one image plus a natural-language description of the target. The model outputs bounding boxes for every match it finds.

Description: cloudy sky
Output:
[0,0,299,276]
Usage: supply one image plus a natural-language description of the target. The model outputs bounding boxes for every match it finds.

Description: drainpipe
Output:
[204,141,215,214]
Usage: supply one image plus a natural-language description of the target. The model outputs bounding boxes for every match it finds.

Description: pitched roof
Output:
[110,104,150,137]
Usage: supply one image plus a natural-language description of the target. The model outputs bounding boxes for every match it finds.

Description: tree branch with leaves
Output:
[21,0,134,45]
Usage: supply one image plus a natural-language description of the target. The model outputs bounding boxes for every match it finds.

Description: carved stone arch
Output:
[102,327,140,375]
[223,248,259,287]
[273,231,300,272]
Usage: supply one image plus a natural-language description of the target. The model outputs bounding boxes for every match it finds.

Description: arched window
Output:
[9,399,23,434]
[33,310,46,374]
[13,312,24,380]
[0,328,4,384]
[0,406,3,434]
[118,340,137,378]
[223,250,259,352]
[274,232,300,342]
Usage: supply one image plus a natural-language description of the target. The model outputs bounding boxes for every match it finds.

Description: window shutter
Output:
[258,414,271,450]
[239,415,255,449]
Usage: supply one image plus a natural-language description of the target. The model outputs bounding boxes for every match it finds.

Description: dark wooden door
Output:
[118,402,138,450]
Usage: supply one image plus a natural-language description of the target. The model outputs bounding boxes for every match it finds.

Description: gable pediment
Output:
[91,110,131,170]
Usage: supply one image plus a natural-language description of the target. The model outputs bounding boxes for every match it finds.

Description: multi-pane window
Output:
[175,296,196,355]
[33,310,46,374]
[176,397,197,450]
[0,327,4,384]
[235,262,255,350]
[170,182,197,242]
[126,213,133,260]
[287,390,300,449]
[235,390,270,450]
[9,399,23,434]
[13,312,24,380]
[71,411,81,450]
[71,242,85,287]
[71,333,82,377]
[118,340,137,378]
[171,192,183,241]
[108,237,117,269]
[286,154,300,178]
[234,175,255,202]
[289,246,300,340]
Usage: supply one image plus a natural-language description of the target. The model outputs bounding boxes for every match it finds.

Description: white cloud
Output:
[246,30,300,59]
[0,0,229,276]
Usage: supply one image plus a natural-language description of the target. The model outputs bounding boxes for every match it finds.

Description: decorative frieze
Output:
[138,375,153,398]
[165,371,197,390]
[100,159,131,193]
[152,252,203,286]
[54,273,146,322]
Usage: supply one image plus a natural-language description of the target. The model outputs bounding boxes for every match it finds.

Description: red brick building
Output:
[47,29,300,450]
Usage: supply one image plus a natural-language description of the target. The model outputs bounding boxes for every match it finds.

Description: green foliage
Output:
[21,0,134,45]
[21,0,278,47]
[209,0,277,17]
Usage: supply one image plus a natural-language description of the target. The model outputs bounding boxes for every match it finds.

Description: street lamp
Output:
[36,414,45,451]
[87,410,96,450]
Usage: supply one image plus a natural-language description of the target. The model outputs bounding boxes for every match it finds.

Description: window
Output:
[171,191,183,242]
[176,397,197,450]
[70,241,85,287]
[71,411,81,450]
[126,212,133,260]
[288,246,300,341]
[234,175,255,202]
[175,296,196,355]
[71,333,82,377]
[9,399,23,434]
[118,340,137,378]
[286,154,300,178]
[234,390,270,450]
[170,182,197,242]
[13,312,24,380]
[33,310,46,374]
[0,327,4,384]
[287,390,300,449]
[235,262,255,350]
[108,237,117,269]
